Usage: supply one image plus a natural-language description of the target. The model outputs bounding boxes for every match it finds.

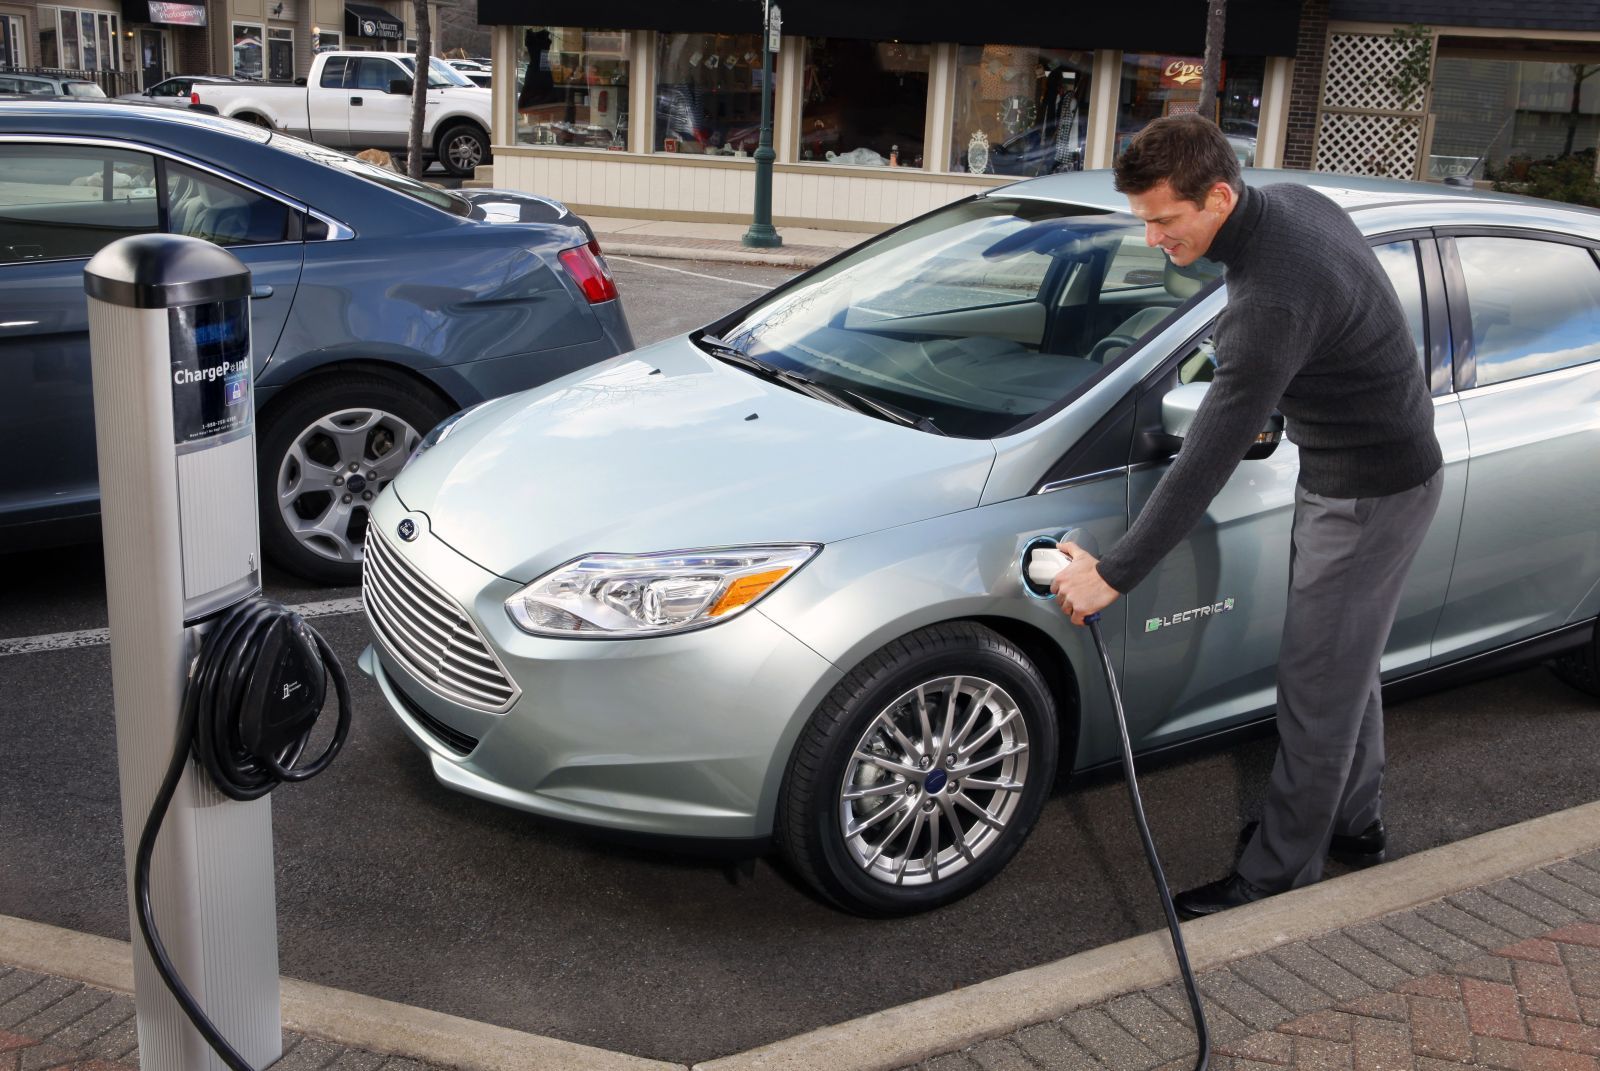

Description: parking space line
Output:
[0,596,364,658]
[608,255,779,290]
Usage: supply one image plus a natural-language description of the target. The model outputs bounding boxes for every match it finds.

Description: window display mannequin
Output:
[1039,66,1088,174]
[518,26,563,124]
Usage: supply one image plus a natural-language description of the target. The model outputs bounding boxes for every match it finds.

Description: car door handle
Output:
[251,285,274,300]
[351,96,363,106]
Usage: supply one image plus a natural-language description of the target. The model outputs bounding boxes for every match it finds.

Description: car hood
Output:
[392,338,997,582]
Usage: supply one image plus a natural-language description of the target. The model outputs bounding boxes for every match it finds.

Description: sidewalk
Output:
[586,214,871,268]
[3,801,1599,1071]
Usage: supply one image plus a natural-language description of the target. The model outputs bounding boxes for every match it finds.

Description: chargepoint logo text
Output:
[1146,597,1236,633]
[174,359,249,387]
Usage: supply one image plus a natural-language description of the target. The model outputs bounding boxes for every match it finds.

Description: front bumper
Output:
[359,496,841,839]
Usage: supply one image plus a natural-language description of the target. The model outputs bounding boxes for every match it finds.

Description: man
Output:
[1049,114,1443,917]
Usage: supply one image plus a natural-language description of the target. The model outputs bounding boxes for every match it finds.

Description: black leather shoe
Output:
[1174,871,1273,918]
[1235,819,1387,869]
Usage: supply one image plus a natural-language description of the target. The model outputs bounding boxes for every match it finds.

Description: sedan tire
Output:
[776,622,1059,916]
[258,372,452,585]
[1552,623,1600,698]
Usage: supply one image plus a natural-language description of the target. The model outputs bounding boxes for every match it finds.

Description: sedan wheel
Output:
[778,623,1059,916]
[258,374,451,586]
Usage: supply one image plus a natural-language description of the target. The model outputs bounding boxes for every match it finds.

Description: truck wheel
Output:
[439,123,487,177]
[776,623,1059,916]
[257,372,453,586]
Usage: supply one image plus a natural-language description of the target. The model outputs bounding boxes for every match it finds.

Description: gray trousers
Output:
[1237,473,1443,892]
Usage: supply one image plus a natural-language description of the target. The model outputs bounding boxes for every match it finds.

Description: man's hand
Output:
[1049,542,1120,626]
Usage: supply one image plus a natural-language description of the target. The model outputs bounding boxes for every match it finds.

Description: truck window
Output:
[353,58,398,92]
[319,56,349,89]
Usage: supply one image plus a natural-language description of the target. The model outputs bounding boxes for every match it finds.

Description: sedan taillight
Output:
[558,240,619,304]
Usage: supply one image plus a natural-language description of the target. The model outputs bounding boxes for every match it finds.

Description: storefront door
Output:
[140,30,167,90]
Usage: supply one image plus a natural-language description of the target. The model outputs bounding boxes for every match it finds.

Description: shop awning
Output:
[475,0,1303,56]
[346,2,404,40]
[122,0,207,26]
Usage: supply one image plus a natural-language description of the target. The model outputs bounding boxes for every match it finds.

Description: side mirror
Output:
[388,77,413,95]
[1159,382,1285,460]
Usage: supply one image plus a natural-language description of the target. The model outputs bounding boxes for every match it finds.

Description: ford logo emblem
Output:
[397,519,417,542]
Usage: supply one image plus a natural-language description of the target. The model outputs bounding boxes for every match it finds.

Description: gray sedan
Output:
[0,100,632,583]
[363,170,1600,915]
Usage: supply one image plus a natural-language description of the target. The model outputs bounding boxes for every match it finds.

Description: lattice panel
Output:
[1323,32,1427,113]
[1315,112,1424,179]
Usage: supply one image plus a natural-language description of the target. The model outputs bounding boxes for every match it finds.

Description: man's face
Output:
[1126,179,1235,267]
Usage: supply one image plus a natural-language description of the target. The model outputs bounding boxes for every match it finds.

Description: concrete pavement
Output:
[5,800,1600,1071]
[586,214,869,267]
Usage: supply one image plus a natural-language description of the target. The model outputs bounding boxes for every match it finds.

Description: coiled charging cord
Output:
[133,597,351,1071]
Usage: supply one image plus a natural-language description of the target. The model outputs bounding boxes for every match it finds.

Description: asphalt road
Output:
[1,257,1597,1065]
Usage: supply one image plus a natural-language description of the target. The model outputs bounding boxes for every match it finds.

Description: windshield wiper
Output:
[699,334,946,435]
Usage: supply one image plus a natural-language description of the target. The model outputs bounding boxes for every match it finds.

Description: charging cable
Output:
[1027,547,1210,1071]
[133,597,352,1071]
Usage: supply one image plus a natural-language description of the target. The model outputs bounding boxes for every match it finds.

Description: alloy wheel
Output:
[275,407,421,566]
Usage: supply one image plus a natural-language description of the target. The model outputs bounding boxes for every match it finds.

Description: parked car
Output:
[118,74,248,109]
[362,169,1600,915]
[0,100,632,583]
[188,51,492,176]
[0,73,106,98]
[461,71,492,91]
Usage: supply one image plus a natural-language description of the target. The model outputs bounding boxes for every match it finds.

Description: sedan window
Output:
[1372,240,1426,370]
[165,161,291,246]
[718,198,1221,438]
[1457,237,1600,387]
[0,145,159,263]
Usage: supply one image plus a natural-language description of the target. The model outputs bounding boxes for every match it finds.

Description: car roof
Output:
[0,97,272,141]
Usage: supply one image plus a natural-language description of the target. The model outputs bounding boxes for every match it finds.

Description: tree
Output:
[1564,64,1600,158]
[1196,0,1227,121]
[407,0,432,180]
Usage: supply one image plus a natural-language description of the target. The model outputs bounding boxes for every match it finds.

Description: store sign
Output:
[1160,56,1206,88]
[149,1,206,26]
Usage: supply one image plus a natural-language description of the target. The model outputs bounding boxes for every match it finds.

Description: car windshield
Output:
[266,130,477,217]
[716,197,1222,438]
[66,82,107,98]
[396,56,473,88]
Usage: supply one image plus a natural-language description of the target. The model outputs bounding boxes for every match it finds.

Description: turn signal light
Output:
[558,240,619,304]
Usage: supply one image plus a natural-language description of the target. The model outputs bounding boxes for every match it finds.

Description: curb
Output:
[596,239,833,268]
[4,799,1599,1071]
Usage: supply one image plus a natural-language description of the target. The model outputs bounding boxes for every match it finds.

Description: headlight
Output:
[505,544,819,638]
[405,400,493,468]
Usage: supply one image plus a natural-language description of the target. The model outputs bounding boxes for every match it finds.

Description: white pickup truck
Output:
[189,51,492,176]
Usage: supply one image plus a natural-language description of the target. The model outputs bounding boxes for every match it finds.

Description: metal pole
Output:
[742,0,782,248]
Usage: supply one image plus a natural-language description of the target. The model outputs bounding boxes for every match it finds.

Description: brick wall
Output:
[1284,0,1330,170]
[173,23,210,74]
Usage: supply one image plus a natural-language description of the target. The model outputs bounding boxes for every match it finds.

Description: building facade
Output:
[0,0,434,95]
[478,1,1302,230]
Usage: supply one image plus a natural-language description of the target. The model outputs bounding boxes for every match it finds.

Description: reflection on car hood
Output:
[393,337,998,582]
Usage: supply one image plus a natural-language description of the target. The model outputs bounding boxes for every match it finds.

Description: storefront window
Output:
[233,23,263,79]
[1,15,25,69]
[653,31,764,155]
[951,45,1093,176]
[268,28,292,81]
[1430,49,1600,183]
[516,27,630,150]
[801,37,929,167]
[315,31,341,52]
[1116,52,1262,165]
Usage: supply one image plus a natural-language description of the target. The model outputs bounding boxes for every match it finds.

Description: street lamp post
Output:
[742,0,782,248]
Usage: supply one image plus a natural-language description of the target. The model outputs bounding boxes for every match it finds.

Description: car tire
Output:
[776,622,1059,917]
[438,123,488,177]
[1552,625,1600,698]
[257,372,453,586]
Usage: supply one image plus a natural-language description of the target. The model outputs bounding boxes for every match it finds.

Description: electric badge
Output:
[1146,598,1236,633]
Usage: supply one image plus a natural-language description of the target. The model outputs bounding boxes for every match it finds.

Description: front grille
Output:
[392,681,480,755]
[363,527,521,714]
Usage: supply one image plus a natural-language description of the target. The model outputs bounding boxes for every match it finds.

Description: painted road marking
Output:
[609,255,780,290]
[0,597,364,658]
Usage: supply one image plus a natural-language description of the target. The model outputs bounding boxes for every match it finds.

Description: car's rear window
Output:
[266,131,475,218]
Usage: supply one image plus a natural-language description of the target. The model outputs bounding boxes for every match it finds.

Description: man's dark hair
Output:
[1113,114,1244,206]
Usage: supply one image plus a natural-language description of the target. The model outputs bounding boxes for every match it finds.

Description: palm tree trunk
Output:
[1197,0,1227,121]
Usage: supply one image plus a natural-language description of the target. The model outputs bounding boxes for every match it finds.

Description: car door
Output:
[308,56,351,147]
[348,56,411,151]
[162,158,305,373]
[0,143,161,528]
[1430,232,1600,658]
[1114,234,1464,749]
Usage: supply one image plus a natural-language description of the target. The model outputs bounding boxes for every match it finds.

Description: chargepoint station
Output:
[86,234,348,1071]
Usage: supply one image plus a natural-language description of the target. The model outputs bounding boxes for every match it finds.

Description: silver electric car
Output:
[360,169,1600,916]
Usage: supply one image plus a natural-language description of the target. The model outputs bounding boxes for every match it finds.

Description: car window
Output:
[66,82,106,98]
[1102,236,1169,293]
[320,57,349,89]
[1457,236,1600,388]
[0,145,159,263]
[165,161,291,246]
[1372,240,1426,369]
[354,58,396,92]
[718,198,1222,437]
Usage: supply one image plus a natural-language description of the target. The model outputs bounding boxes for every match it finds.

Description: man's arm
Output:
[1094,300,1303,594]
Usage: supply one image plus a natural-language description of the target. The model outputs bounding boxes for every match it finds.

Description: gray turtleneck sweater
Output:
[1095,182,1443,595]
